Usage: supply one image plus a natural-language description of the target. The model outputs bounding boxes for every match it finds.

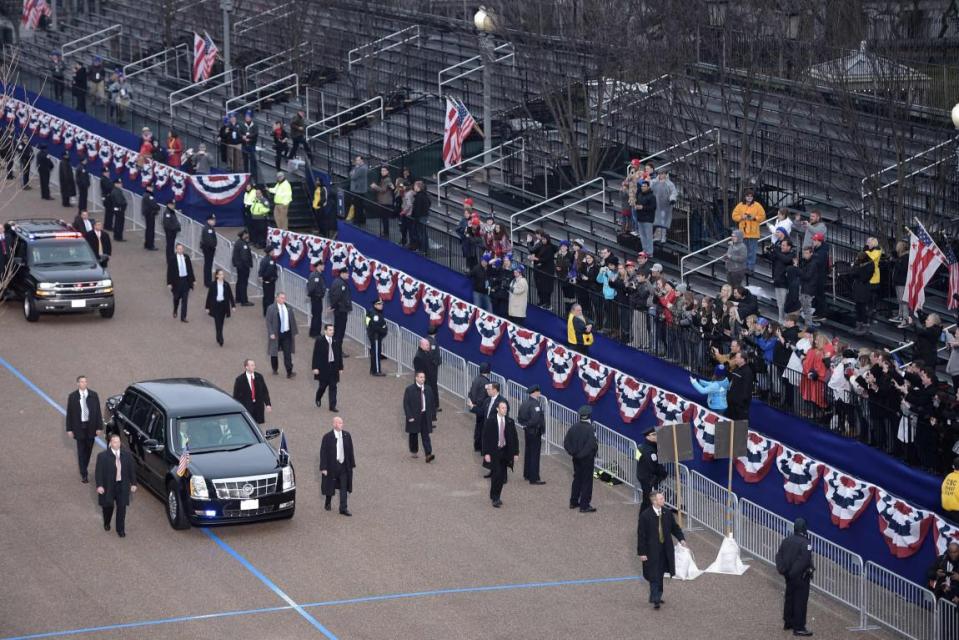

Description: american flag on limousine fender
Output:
[442,98,477,168]
[903,222,944,312]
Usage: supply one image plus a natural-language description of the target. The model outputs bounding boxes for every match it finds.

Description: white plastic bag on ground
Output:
[671,543,703,580]
[705,534,749,575]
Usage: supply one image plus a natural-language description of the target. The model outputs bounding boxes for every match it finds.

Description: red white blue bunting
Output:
[111,143,126,170]
[822,467,875,529]
[97,141,111,166]
[475,313,506,355]
[506,325,546,368]
[447,299,475,341]
[170,171,187,201]
[285,232,307,268]
[422,288,448,329]
[38,115,50,138]
[124,152,138,179]
[140,159,154,187]
[267,228,286,258]
[306,236,328,271]
[398,275,423,315]
[63,125,76,149]
[614,373,652,423]
[84,135,98,160]
[26,111,38,132]
[876,489,932,559]
[651,390,691,425]
[735,432,781,483]
[153,166,170,190]
[349,252,373,291]
[374,264,397,301]
[690,405,721,461]
[190,174,250,205]
[52,121,63,145]
[934,515,959,556]
[776,448,823,505]
[577,356,613,404]
[545,342,578,389]
[329,242,351,275]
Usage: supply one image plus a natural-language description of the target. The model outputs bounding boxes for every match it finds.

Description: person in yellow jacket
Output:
[567,303,593,356]
[865,236,883,324]
[731,189,766,273]
[249,186,272,248]
[943,459,959,520]
[269,172,293,230]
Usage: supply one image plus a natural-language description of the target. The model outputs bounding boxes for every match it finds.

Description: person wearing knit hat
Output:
[517,385,546,484]
[731,189,766,273]
[725,229,747,289]
[240,110,259,181]
[365,299,388,376]
[564,406,598,512]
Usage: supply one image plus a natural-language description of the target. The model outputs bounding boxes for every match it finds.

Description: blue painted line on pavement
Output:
[200,528,339,639]
[0,575,643,640]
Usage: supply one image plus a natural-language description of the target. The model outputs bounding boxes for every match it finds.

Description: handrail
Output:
[888,323,956,359]
[168,68,235,118]
[861,136,959,200]
[123,44,189,80]
[174,0,215,14]
[348,25,421,70]
[224,73,299,116]
[235,2,293,36]
[680,232,775,281]
[436,42,515,94]
[247,43,313,87]
[61,24,122,59]
[634,127,717,170]
[436,137,525,205]
[590,74,671,123]
[305,96,385,142]
[509,177,607,241]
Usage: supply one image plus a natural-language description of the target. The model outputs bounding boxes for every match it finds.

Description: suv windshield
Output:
[173,413,260,453]
[28,241,97,267]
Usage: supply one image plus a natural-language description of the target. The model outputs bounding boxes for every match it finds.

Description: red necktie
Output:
[249,374,255,402]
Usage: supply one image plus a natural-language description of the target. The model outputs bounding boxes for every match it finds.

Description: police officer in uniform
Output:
[775,517,815,636]
[635,427,667,514]
[162,201,181,261]
[199,214,217,287]
[425,326,443,411]
[99,168,113,229]
[74,156,89,213]
[365,299,388,376]
[107,178,127,241]
[328,270,352,353]
[15,134,32,189]
[307,266,327,337]
[258,253,279,316]
[36,144,54,200]
[467,363,491,452]
[563,405,598,512]
[232,230,254,306]
[517,385,546,484]
[141,183,159,250]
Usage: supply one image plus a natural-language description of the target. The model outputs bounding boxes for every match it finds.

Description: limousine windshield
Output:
[173,413,260,453]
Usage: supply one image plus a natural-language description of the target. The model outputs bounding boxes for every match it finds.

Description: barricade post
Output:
[863,561,935,640]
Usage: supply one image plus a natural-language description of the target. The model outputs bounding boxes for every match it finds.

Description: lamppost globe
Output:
[474,7,494,32]
[952,103,959,130]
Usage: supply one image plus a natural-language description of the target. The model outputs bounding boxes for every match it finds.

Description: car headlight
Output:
[97,279,113,288]
[37,282,55,290]
[190,475,209,500]
[281,466,295,492]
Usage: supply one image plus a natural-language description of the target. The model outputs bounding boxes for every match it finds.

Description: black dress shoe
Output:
[315,401,322,408]
[425,454,435,463]
[117,531,126,538]
[324,503,331,511]
[342,353,350,358]
[580,506,597,513]
[287,372,296,379]
[792,631,812,637]
[530,480,546,485]
[146,247,158,251]
[436,407,443,412]
[180,319,189,323]
[339,509,352,516]
[483,473,492,478]
[653,602,660,610]
[784,624,792,631]
[492,500,502,508]
[241,302,255,307]
[329,407,339,412]
[81,476,89,483]
[569,503,579,509]
[103,522,110,531]
[372,372,386,377]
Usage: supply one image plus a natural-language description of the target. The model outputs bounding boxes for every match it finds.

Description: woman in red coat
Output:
[167,132,183,168]
[800,333,831,409]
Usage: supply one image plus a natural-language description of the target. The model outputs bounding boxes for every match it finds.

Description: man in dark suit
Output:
[517,385,546,485]
[36,144,54,200]
[99,168,113,228]
[72,209,94,235]
[258,253,278,317]
[107,178,127,241]
[167,243,195,322]
[141,183,159,250]
[425,326,443,410]
[467,363,491,452]
[403,371,435,462]
[312,324,342,411]
[232,229,254,306]
[65,375,103,483]
[328,269,352,352]
[162,202,181,261]
[307,266,327,338]
[637,490,687,609]
[95,433,138,537]
[482,399,519,508]
[413,338,439,403]
[319,417,355,516]
[89,220,111,267]
[232,359,272,424]
[636,427,667,514]
[74,157,90,213]
[266,292,298,378]
[478,382,509,470]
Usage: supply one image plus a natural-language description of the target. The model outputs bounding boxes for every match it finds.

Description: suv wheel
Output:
[166,481,191,530]
[99,305,115,319]
[23,295,38,322]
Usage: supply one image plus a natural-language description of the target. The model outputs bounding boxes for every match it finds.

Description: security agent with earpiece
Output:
[775,517,815,637]
[635,427,667,514]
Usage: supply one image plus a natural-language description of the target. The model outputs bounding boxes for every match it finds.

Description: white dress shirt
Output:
[327,336,334,362]
[279,304,289,333]
[216,281,224,301]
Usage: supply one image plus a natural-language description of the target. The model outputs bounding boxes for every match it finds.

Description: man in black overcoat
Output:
[306,266,327,337]
[403,371,435,462]
[141,183,159,250]
[564,405,598,512]
[482,399,519,508]
[467,363,491,451]
[635,427,667,514]
[637,490,686,609]
[232,359,272,424]
[312,323,342,411]
[319,417,355,515]
[36,144,54,200]
[65,374,103,482]
[517,385,546,484]
[95,433,137,537]
[413,337,438,403]
[775,517,815,636]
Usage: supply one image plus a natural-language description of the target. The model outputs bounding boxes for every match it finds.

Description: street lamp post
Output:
[220,0,233,81]
[475,7,495,170]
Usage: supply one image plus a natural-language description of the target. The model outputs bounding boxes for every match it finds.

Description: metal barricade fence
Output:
[660,462,691,516]
[937,597,959,640]
[546,400,578,456]
[438,349,467,399]
[277,268,310,318]
[593,421,638,487]
[738,498,792,566]
[863,561,936,640]
[346,301,370,349]
[684,469,739,539]
[382,319,404,375]
[398,327,421,375]
[464,361,506,410]
[213,235,235,279]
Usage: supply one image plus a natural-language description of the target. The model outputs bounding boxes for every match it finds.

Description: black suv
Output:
[3,218,115,321]
[106,378,296,529]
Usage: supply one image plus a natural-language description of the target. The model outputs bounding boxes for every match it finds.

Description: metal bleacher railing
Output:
[34,111,951,640]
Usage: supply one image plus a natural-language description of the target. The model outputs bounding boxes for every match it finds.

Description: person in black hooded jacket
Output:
[776,517,814,636]
[767,238,795,322]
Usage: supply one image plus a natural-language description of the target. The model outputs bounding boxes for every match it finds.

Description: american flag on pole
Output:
[903,222,944,312]
[442,98,476,168]
[175,440,190,477]
[21,0,50,29]
[192,32,218,82]
[944,244,959,310]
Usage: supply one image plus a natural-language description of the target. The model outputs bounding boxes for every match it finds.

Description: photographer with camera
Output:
[776,517,815,637]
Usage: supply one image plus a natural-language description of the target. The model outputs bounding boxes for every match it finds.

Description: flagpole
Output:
[672,425,683,528]
[726,421,735,537]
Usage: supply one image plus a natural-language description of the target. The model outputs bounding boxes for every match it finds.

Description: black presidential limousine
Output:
[106,378,295,529]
